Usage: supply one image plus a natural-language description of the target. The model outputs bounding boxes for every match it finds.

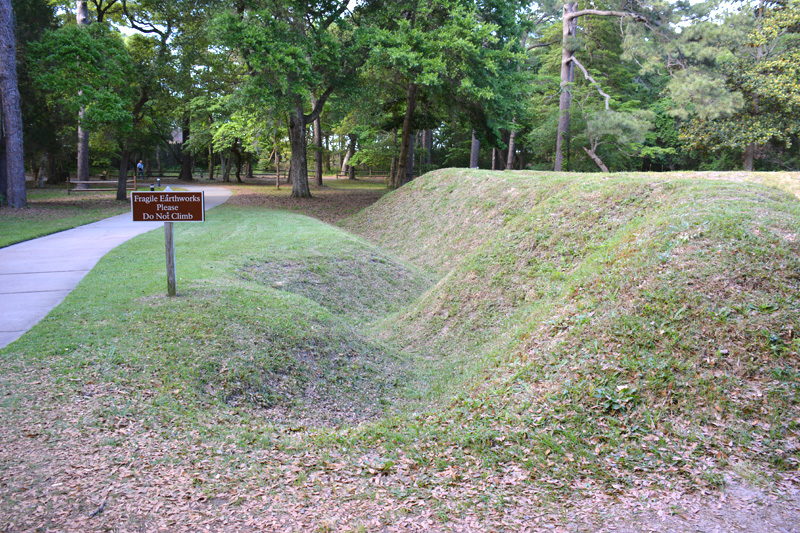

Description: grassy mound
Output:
[344,169,800,488]
[2,207,431,427]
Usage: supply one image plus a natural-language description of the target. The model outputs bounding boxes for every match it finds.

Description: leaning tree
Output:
[553,2,646,171]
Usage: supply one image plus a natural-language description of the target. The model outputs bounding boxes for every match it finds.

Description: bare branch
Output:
[527,40,558,50]
[121,0,171,42]
[571,56,611,110]
[568,9,646,22]
[583,146,609,171]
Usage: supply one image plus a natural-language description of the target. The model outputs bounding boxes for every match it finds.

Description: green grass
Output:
[1,205,431,428]
[0,186,190,248]
[0,188,131,247]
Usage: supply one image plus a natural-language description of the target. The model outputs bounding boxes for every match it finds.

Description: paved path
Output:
[0,186,231,349]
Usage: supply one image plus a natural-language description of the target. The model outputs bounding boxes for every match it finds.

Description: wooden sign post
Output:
[131,190,205,296]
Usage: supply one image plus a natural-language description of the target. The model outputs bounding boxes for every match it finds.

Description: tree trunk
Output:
[179,151,193,180]
[347,134,358,180]
[76,0,88,24]
[75,0,90,188]
[0,0,25,207]
[323,134,331,173]
[274,151,280,188]
[208,145,214,180]
[46,152,62,184]
[178,120,193,180]
[312,96,323,187]
[491,147,497,170]
[156,147,162,176]
[554,2,577,172]
[424,128,433,166]
[394,82,417,188]
[420,129,434,170]
[470,130,480,168]
[288,100,311,198]
[246,154,254,179]
[743,143,756,171]
[32,157,41,187]
[405,131,415,182]
[76,109,90,186]
[36,154,48,186]
[583,146,609,172]
[341,134,354,174]
[506,128,516,170]
[0,128,6,203]
[221,154,231,182]
[117,147,129,201]
[231,140,243,183]
[421,130,428,169]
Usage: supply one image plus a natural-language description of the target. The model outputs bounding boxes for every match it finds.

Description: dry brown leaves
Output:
[2,373,798,532]
[222,179,388,224]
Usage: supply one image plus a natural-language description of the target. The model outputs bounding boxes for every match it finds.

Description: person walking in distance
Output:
[136,160,145,180]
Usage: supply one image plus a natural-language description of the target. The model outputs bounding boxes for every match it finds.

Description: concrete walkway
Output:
[0,186,231,349]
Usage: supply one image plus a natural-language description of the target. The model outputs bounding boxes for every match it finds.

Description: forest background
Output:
[1,0,799,207]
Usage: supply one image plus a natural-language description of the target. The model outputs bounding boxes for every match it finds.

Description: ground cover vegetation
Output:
[0,170,798,530]
[2,0,800,208]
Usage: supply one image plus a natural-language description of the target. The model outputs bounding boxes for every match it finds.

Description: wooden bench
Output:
[336,169,389,180]
[68,176,137,194]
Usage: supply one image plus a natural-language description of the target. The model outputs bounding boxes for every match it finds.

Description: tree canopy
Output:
[3,0,800,206]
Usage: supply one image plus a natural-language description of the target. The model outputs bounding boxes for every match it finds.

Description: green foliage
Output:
[12,0,58,159]
[667,69,744,121]
[745,1,800,114]
[11,0,800,180]
[660,1,800,163]
[29,23,134,132]
[585,109,654,152]
[212,1,361,112]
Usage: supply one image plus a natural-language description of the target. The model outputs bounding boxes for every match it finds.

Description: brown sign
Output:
[131,191,205,222]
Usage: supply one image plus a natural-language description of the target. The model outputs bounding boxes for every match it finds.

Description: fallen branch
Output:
[88,498,107,518]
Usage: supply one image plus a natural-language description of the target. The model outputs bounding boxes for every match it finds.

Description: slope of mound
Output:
[1,207,431,428]
[344,169,800,489]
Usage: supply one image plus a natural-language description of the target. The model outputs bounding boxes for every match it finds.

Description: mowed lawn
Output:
[0,188,131,248]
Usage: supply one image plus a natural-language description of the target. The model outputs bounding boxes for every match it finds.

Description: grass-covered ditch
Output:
[1,206,432,427]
